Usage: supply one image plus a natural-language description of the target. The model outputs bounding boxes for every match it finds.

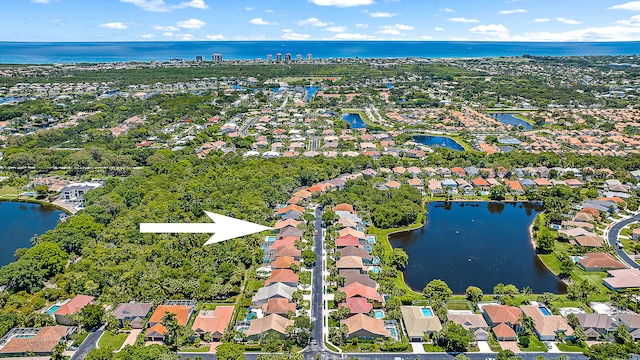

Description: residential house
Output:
[339,282,383,306]
[482,305,522,340]
[54,295,95,325]
[146,304,195,341]
[112,303,153,329]
[191,306,234,340]
[339,297,373,315]
[578,253,626,271]
[616,314,640,340]
[339,269,377,288]
[261,298,296,317]
[244,314,294,340]
[603,269,640,291]
[272,256,299,270]
[575,314,617,340]
[336,235,361,248]
[493,323,518,341]
[0,326,76,357]
[520,305,574,341]
[336,256,365,271]
[446,313,489,341]
[400,306,443,342]
[338,247,372,263]
[341,314,390,340]
[252,283,297,306]
[267,269,299,287]
[59,182,102,203]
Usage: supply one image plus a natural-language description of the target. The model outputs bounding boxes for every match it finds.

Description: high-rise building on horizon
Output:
[195,55,204,62]
[285,53,291,62]
[296,54,302,61]
[307,53,312,61]
[212,53,223,62]
[276,53,282,62]
[267,54,273,61]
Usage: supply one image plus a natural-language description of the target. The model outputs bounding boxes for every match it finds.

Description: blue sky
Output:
[4,0,640,41]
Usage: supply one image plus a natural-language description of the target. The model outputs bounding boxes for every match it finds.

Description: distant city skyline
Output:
[4,0,640,42]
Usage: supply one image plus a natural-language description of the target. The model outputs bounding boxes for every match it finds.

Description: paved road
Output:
[70,328,104,360]
[607,212,640,269]
[181,351,587,360]
[305,205,325,352]
[240,117,258,136]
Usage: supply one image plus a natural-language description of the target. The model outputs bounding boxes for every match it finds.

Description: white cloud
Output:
[533,18,550,23]
[469,24,510,40]
[282,30,311,40]
[154,25,179,31]
[245,6,253,11]
[556,17,581,25]
[370,12,397,18]
[206,34,224,40]
[99,22,128,30]
[298,18,329,27]
[448,17,479,23]
[609,1,640,11]
[265,9,275,13]
[515,25,640,41]
[617,14,640,25]
[421,35,433,40]
[31,0,50,3]
[176,18,206,29]
[356,23,369,28]
[120,0,208,12]
[434,27,444,31]
[309,0,374,7]
[176,33,194,40]
[499,9,527,14]
[250,17,277,25]
[162,32,174,37]
[378,24,413,36]
[333,32,376,39]
[378,29,401,35]
[141,34,155,39]
[441,8,454,13]
[326,26,346,32]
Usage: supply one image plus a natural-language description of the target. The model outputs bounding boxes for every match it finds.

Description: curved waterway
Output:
[0,201,64,267]
[390,201,566,294]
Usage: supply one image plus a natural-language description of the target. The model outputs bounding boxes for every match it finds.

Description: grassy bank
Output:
[0,197,72,214]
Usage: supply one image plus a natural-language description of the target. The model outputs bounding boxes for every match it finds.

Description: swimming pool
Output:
[246,312,257,321]
[421,307,433,317]
[368,236,376,244]
[364,244,373,252]
[48,305,60,315]
[374,310,384,319]
[539,306,552,316]
[388,327,397,338]
[266,236,276,243]
[370,267,381,274]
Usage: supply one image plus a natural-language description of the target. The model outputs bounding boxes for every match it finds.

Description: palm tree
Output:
[518,313,536,336]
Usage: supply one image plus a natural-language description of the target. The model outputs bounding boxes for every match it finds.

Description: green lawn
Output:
[422,344,445,352]
[72,331,89,347]
[621,228,632,237]
[98,332,128,351]
[0,186,19,196]
[201,302,236,310]
[519,335,547,352]
[445,300,472,311]
[557,342,587,352]
[324,342,339,352]
[179,346,210,352]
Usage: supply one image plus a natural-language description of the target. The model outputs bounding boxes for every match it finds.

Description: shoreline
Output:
[0,198,74,215]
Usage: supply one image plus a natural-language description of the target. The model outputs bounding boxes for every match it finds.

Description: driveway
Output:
[499,341,521,353]
[70,328,104,360]
[411,342,426,353]
[477,341,492,353]
[119,329,140,350]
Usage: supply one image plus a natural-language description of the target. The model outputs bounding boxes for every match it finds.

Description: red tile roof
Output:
[0,326,74,355]
[191,306,234,335]
[54,295,94,316]
[261,298,296,315]
[149,305,193,326]
[483,305,522,324]
[269,269,299,284]
[336,235,360,248]
[339,297,373,314]
[339,282,382,302]
[333,203,355,214]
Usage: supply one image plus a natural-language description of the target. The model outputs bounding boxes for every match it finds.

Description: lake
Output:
[342,113,367,129]
[491,113,533,130]
[389,201,565,294]
[412,135,465,151]
[0,201,64,268]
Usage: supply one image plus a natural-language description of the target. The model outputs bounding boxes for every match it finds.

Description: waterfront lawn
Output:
[0,186,19,197]
[98,332,128,351]
[519,335,547,352]
[201,302,235,310]
[445,300,472,311]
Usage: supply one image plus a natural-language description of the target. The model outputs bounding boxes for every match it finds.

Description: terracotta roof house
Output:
[252,283,297,306]
[338,218,358,229]
[401,306,443,342]
[504,179,524,194]
[565,179,583,188]
[146,304,195,341]
[274,219,302,231]
[191,306,234,340]
[287,196,303,205]
[571,235,604,247]
[339,283,383,303]
[492,322,518,341]
[338,228,366,240]
[339,297,373,315]
[0,326,76,356]
[272,256,299,270]
[578,253,626,271]
[338,247,372,262]
[336,235,361,248]
[575,314,617,339]
[446,313,489,341]
[534,178,553,187]
[277,227,303,239]
[274,204,305,216]
[574,212,595,223]
[603,268,640,291]
[336,255,364,270]
[339,269,377,288]
[471,177,490,189]
[293,189,313,201]
[361,169,378,177]
[333,203,356,214]
[266,269,299,287]
[482,305,522,328]
[112,303,153,329]
[451,167,466,177]
[54,295,95,325]
[269,237,297,250]
[520,305,574,341]
[407,166,422,175]
[261,298,296,316]
[244,314,294,340]
[341,314,390,340]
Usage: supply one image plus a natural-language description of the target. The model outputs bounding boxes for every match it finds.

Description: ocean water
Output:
[0,41,638,64]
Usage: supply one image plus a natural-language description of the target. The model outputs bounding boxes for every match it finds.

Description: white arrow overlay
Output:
[140,211,272,245]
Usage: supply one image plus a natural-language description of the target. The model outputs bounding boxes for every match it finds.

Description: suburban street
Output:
[606,212,640,269]
[307,205,325,353]
[70,327,104,360]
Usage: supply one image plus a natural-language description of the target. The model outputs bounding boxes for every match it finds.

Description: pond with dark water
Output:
[342,113,367,129]
[389,201,565,294]
[0,201,64,268]
[412,135,465,151]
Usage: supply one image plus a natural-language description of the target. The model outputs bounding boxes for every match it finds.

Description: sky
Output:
[4,0,640,42]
